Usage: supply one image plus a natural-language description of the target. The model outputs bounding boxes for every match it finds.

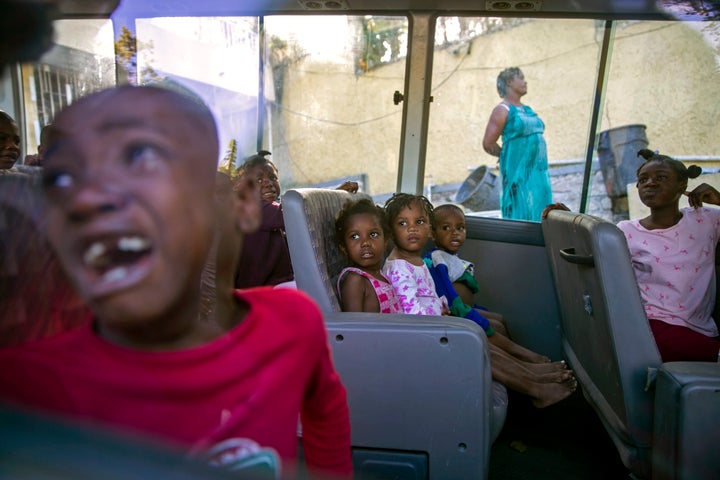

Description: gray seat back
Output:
[282,188,495,479]
[325,311,492,479]
[542,210,662,478]
[283,188,365,312]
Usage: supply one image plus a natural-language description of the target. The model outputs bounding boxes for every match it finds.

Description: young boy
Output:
[426,203,578,408]
[0,86,352,478]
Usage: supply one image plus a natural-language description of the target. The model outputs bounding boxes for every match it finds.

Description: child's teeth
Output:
[118,236,150,251]
[102,267,127,283]
[84,242,106,266]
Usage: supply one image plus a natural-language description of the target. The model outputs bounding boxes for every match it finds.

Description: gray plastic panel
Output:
[282,187,502,479]
[325,312,493,480]
[652,362,720,480]
[352,448,428,480]
[542,210,661,477]
[283,188,369,313]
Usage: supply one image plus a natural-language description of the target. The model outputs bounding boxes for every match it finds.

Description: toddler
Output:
[335,197,401,313]
[384,194,576,407]
[425,204,508,334]
[381,193,449,315]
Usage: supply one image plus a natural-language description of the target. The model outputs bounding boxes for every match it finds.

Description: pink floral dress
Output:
[337,267,402,314]
[381,258,446,315]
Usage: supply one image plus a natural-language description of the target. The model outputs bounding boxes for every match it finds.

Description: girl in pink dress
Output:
[336,198,401,313]
[384,193,576,407]
[381,193,449,316]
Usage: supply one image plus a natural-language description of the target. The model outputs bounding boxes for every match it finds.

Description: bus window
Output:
[129,16,261,173]
[20,19,116,161]
[109,13,407,197]
[427,17,600,221]
[601,18,720,221]
[263,16,407,196]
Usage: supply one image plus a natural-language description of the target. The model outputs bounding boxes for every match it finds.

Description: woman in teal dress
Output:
[482,67,552,221]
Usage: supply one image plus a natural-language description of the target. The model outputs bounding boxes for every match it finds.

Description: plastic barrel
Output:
[597,124,649,198]
[455,165,500,211]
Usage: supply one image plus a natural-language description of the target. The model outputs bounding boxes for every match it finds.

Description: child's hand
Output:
[440,296,451,316]
[336,181,359,193]
[541,202,570,220]
[685,183,720,209]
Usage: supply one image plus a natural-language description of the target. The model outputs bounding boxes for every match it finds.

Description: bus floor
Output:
[489,388,631,480]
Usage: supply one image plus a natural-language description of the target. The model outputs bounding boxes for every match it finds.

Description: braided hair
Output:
[335,198,387,247]
[636,148,701,183]
[238,149,275,174]
[383,193,434,237]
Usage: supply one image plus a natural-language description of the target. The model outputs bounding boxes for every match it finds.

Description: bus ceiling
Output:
[52,0,716,21]
[53,1,120,18]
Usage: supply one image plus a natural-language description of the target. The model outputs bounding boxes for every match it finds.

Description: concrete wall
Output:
[276,19,720,195]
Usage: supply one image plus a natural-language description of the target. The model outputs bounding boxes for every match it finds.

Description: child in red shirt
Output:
[0,86,352,478]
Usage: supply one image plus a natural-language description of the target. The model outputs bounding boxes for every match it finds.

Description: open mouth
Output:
[80,235,154,294]
[0,154,18,166]
[261,188,278,201]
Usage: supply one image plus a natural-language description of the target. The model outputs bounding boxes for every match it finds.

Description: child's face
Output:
[636,161,685,209]
[244,162,280,202]
[0,119,20,170]
[390,202,431,254]
[41,87,219,330]
[339,213,387,271]
[433,208,466,254]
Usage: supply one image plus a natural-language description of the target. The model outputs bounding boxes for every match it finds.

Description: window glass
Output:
[134,16,260,170]
[20,19,116,158]
[601,19,720,221]
[263,16,407,196]
[70,14,408,197]
[427,18,601,221]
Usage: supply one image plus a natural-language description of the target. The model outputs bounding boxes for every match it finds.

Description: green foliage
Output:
[219,139,239,179]
[115,26,136,65]
[114,26,164,85]
[358,17,405,73]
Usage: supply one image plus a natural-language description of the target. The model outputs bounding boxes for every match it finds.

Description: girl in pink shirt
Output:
[335,197,402,314]
[617,149,720,362]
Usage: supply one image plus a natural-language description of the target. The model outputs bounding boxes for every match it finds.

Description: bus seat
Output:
[542,210,720,480]
[283,188,502,479]
[282,188,362,313]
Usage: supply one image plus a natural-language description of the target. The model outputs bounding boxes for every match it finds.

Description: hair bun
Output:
[687,165,702,179]
[636,148,654,160]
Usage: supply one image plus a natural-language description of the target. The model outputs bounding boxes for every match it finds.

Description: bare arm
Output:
[482,104,509,157]
[339,272,378,313]
[686,183,720,209]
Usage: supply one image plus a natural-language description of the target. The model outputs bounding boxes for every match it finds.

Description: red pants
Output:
[649,319,720,362]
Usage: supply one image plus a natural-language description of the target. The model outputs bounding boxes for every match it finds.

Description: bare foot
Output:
[513,349,551,364]
[536,369,574,383]
[523,360,568,375]
[530,381,577,408]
